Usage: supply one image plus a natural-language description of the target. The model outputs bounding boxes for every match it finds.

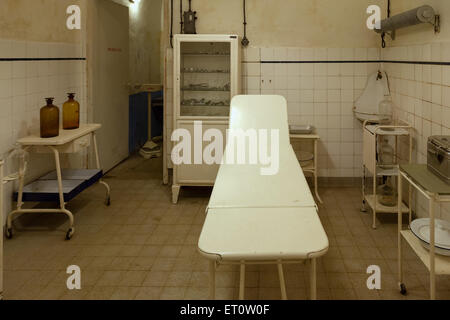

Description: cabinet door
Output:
[174,122,228,185]
[177,41,233,118]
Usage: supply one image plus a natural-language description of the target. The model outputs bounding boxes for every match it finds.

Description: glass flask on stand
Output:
[63,93,80,130]
[40,97,60,138]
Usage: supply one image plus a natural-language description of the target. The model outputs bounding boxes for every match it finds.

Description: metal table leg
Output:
[93,132,111,206]
[50,146,75,240]
[209,261,216,300]
[239,262,246,300]
[5,149,27,238]
[277,263,287,300]
[310,258,317,300]
[313,140,323,204]
[398,173,406,295]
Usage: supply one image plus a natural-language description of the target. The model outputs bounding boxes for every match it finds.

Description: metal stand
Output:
[5,131,110,240]
[361,121,412,229]
[208,259,317,301]
[397,167,450,300]
[290,134,323,204]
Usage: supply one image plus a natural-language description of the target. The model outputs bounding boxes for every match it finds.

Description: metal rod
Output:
[277,263,287,300]
[239,261,246,300]
[397,170,403,287]
[429,197,436,300]
[50,146,66,210]
[209,261,216,300]
[310,258,317,300]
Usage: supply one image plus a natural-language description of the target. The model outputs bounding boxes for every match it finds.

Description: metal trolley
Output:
[4,124,111,240]
[397,164,450,299]
[361,120,413,229]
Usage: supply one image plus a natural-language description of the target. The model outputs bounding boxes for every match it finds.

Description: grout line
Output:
[0,58,86,61]
[260,60,450,66]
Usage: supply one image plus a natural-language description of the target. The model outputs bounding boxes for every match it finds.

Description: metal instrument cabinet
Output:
[172,34,240,204]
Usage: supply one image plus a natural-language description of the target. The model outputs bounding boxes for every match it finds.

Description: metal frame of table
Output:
[4,125,111,240]
[361,121,412,229]
[290,134,323,204]
[397,165,450,300]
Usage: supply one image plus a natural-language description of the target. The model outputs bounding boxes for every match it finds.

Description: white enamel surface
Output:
[411,218,450,250]
[17,124,101,146]
[208,145,316,209]
[200,95,328,261]
[199,207,329,261]
[208,95,315,209]
[354,71,390,116]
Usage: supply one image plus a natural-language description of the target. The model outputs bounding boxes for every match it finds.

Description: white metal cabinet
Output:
[172,34,240,204]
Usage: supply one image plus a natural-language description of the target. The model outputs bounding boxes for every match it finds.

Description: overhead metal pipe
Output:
[375,5,438,34]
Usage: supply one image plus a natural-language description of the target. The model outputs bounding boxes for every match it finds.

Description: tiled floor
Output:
[3,155,450,300]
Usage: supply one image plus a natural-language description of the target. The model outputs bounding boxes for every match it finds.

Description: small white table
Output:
[5,124,111,240]
[290,134,323,204]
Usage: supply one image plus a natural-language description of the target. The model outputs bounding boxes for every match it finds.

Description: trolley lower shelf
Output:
[364,194,409,213]
[401,230,450,275]
[13,169,103,203]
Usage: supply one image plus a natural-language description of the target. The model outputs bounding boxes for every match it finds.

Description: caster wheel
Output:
[400,283,407,295]
[5,227,13,239]
[361,201,367,213]
[65,228,74,240]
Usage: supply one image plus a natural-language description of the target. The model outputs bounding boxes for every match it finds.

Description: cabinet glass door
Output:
[180,41,231,117]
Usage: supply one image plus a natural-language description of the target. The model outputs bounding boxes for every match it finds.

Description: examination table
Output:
[198,95,329,300]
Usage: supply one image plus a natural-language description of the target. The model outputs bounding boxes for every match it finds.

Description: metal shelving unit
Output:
[398,164,450,299]
[361,120,413,229]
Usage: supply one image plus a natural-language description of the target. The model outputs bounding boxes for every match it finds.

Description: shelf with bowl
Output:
[398,164,450,300]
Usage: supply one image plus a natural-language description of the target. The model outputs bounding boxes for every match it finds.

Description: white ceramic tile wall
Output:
[165,46,382,177]
[0,39,87,224]
[242,47,381,178]
[382,42,450,221]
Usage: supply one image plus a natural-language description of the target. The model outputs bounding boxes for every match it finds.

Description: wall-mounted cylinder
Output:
[375,5,436,34]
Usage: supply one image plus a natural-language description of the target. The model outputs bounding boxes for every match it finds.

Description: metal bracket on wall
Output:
[432,15,440,33]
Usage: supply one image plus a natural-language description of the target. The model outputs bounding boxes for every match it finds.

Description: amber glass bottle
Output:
[40,98,59,138]
[63,93,80,130]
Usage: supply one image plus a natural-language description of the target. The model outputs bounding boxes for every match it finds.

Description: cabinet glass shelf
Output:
[182,71,230,74]
[179,41,232,117]
[182,88,230,92]
[182,53,230,57]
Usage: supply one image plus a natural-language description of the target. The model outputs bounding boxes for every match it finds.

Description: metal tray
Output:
[289,125,315,135]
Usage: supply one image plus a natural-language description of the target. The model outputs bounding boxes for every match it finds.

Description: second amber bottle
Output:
[63,93,80,130]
